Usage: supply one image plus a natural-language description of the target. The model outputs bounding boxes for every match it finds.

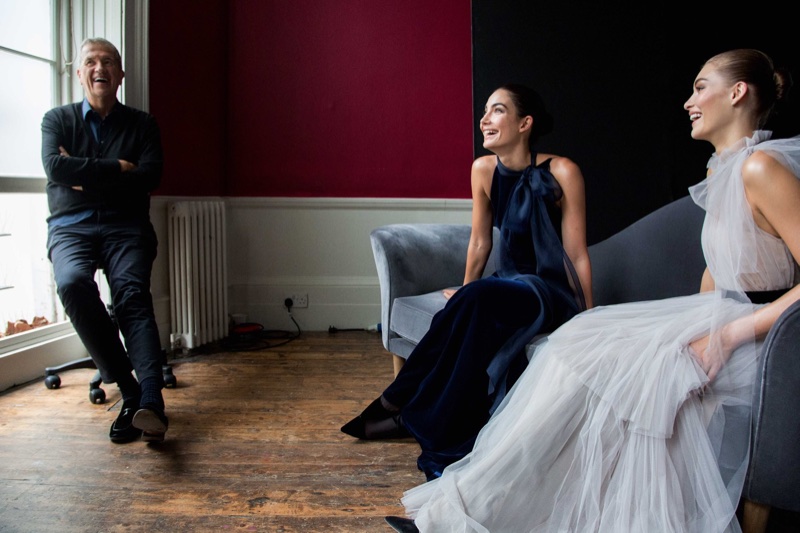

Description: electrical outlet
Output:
[287,293,308,308]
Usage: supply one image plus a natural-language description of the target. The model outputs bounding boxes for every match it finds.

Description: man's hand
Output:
[119,159,137,172]
[58,146,84,190]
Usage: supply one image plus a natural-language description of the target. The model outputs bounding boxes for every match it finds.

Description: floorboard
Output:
[1,330,798,532]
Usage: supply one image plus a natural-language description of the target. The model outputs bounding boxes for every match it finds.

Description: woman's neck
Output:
[711,123,758,155]
[495,146,532,171]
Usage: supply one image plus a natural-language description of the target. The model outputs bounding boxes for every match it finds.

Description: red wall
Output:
[149,0,228,197]
[150,0,473,199]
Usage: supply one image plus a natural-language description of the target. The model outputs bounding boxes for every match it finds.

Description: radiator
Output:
[168,200,228,350]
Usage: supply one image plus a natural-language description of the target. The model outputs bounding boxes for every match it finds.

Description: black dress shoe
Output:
[132,404,169,442]
[385,516,419,533]
[109,400,142,443]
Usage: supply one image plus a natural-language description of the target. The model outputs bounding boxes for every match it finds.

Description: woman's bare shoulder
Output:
[539,153,584,185]
[743,149,785,179]
[472,154,497,172]
[472,155,497,184]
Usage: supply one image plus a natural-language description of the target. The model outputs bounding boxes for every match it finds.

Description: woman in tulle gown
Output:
[342,84,593,480]
[386,49,800,533]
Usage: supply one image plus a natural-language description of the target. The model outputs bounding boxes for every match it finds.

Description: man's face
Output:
[77,43,124,102]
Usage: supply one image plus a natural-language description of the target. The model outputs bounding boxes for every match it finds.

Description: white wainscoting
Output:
[222,196,471,333]
[1,196,470,391]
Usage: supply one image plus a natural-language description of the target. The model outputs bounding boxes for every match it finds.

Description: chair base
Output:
[44,354,176,404]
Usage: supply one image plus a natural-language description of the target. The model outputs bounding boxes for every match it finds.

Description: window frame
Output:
[0,0,150,193]
[0,0,150,374]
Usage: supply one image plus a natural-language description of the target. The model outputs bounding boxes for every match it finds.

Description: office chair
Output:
[44,278,176,404]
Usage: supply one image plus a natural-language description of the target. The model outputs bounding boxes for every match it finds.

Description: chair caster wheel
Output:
[89,387,106,404]
[163,367,177,388]
[45,374,61,389]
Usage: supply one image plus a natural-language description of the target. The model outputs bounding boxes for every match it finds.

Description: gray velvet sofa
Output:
[369,195,800,532]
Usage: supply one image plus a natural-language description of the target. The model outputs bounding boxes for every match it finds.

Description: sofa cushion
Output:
[390,290,449,345]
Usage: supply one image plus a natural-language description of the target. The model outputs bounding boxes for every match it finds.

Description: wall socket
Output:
[286,293,308,308]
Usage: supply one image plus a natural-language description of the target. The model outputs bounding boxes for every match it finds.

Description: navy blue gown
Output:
[382,156,587,480]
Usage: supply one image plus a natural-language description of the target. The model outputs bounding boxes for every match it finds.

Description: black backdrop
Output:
[472,1,800,244]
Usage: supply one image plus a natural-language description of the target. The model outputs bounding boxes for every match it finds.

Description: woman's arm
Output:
[464,156,495,285]
[699,268,715,293]
[442,157,494,300]
[692,150,800,380]
[549,156,593,309]
[741,150,800,337]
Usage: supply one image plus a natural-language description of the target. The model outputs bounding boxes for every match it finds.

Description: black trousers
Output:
[47,212,163,386]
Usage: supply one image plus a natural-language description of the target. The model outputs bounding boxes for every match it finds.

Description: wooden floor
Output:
[0,331,420,532]
[1,330,799,533]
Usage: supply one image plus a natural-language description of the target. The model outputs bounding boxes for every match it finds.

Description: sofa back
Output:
[588,195,706,307]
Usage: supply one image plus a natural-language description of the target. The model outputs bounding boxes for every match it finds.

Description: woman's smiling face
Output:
[480,89,527,151]
[684,63,736,144]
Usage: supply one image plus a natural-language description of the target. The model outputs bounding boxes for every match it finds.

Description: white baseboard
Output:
[228,277,380,333]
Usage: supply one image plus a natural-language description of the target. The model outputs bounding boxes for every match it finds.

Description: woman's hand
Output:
[442,288,458,300]
[688,330,735,382]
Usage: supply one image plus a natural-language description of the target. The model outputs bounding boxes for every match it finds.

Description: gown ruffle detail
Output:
[401,131,800,532]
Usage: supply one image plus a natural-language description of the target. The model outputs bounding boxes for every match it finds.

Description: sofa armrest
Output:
[370,223,474,351]
[743,298,800,512]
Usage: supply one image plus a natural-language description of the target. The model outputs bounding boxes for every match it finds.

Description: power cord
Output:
[328,326,361,333]
[210,301,301,352]
[281,298,302,341]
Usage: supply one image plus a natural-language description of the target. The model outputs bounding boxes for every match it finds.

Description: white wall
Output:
[222,196,471,333]
[0,198,471,391]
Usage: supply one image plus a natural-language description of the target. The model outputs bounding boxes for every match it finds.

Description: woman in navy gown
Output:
[341,84,593,481]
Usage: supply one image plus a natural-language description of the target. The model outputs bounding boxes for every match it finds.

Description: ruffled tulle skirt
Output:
[402,292,759,533]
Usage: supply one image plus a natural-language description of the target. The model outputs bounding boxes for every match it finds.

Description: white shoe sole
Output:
[132,408,168,442]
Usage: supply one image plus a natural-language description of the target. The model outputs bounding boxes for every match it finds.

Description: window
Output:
[0,1,54,180]
[0,0,148,349]
[0,0,59,335]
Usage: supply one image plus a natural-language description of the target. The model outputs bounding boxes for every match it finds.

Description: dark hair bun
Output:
[499,83,554,141]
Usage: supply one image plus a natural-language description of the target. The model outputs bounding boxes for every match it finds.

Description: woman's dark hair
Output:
[706,49,793,129]
[497,83,554,148]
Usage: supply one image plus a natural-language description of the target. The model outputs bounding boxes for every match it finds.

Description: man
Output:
[41,37,168,443]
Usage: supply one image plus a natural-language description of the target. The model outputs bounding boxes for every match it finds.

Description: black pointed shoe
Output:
[341,397,387,438]
[132,405,169,442]
[385,516,419,533]
[341,397,410,439]
[109,400,143,443]
[340,415,369,439]
[341,410,410,439]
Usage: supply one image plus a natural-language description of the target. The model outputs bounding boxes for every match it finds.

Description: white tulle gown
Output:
[401,131,800,533]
